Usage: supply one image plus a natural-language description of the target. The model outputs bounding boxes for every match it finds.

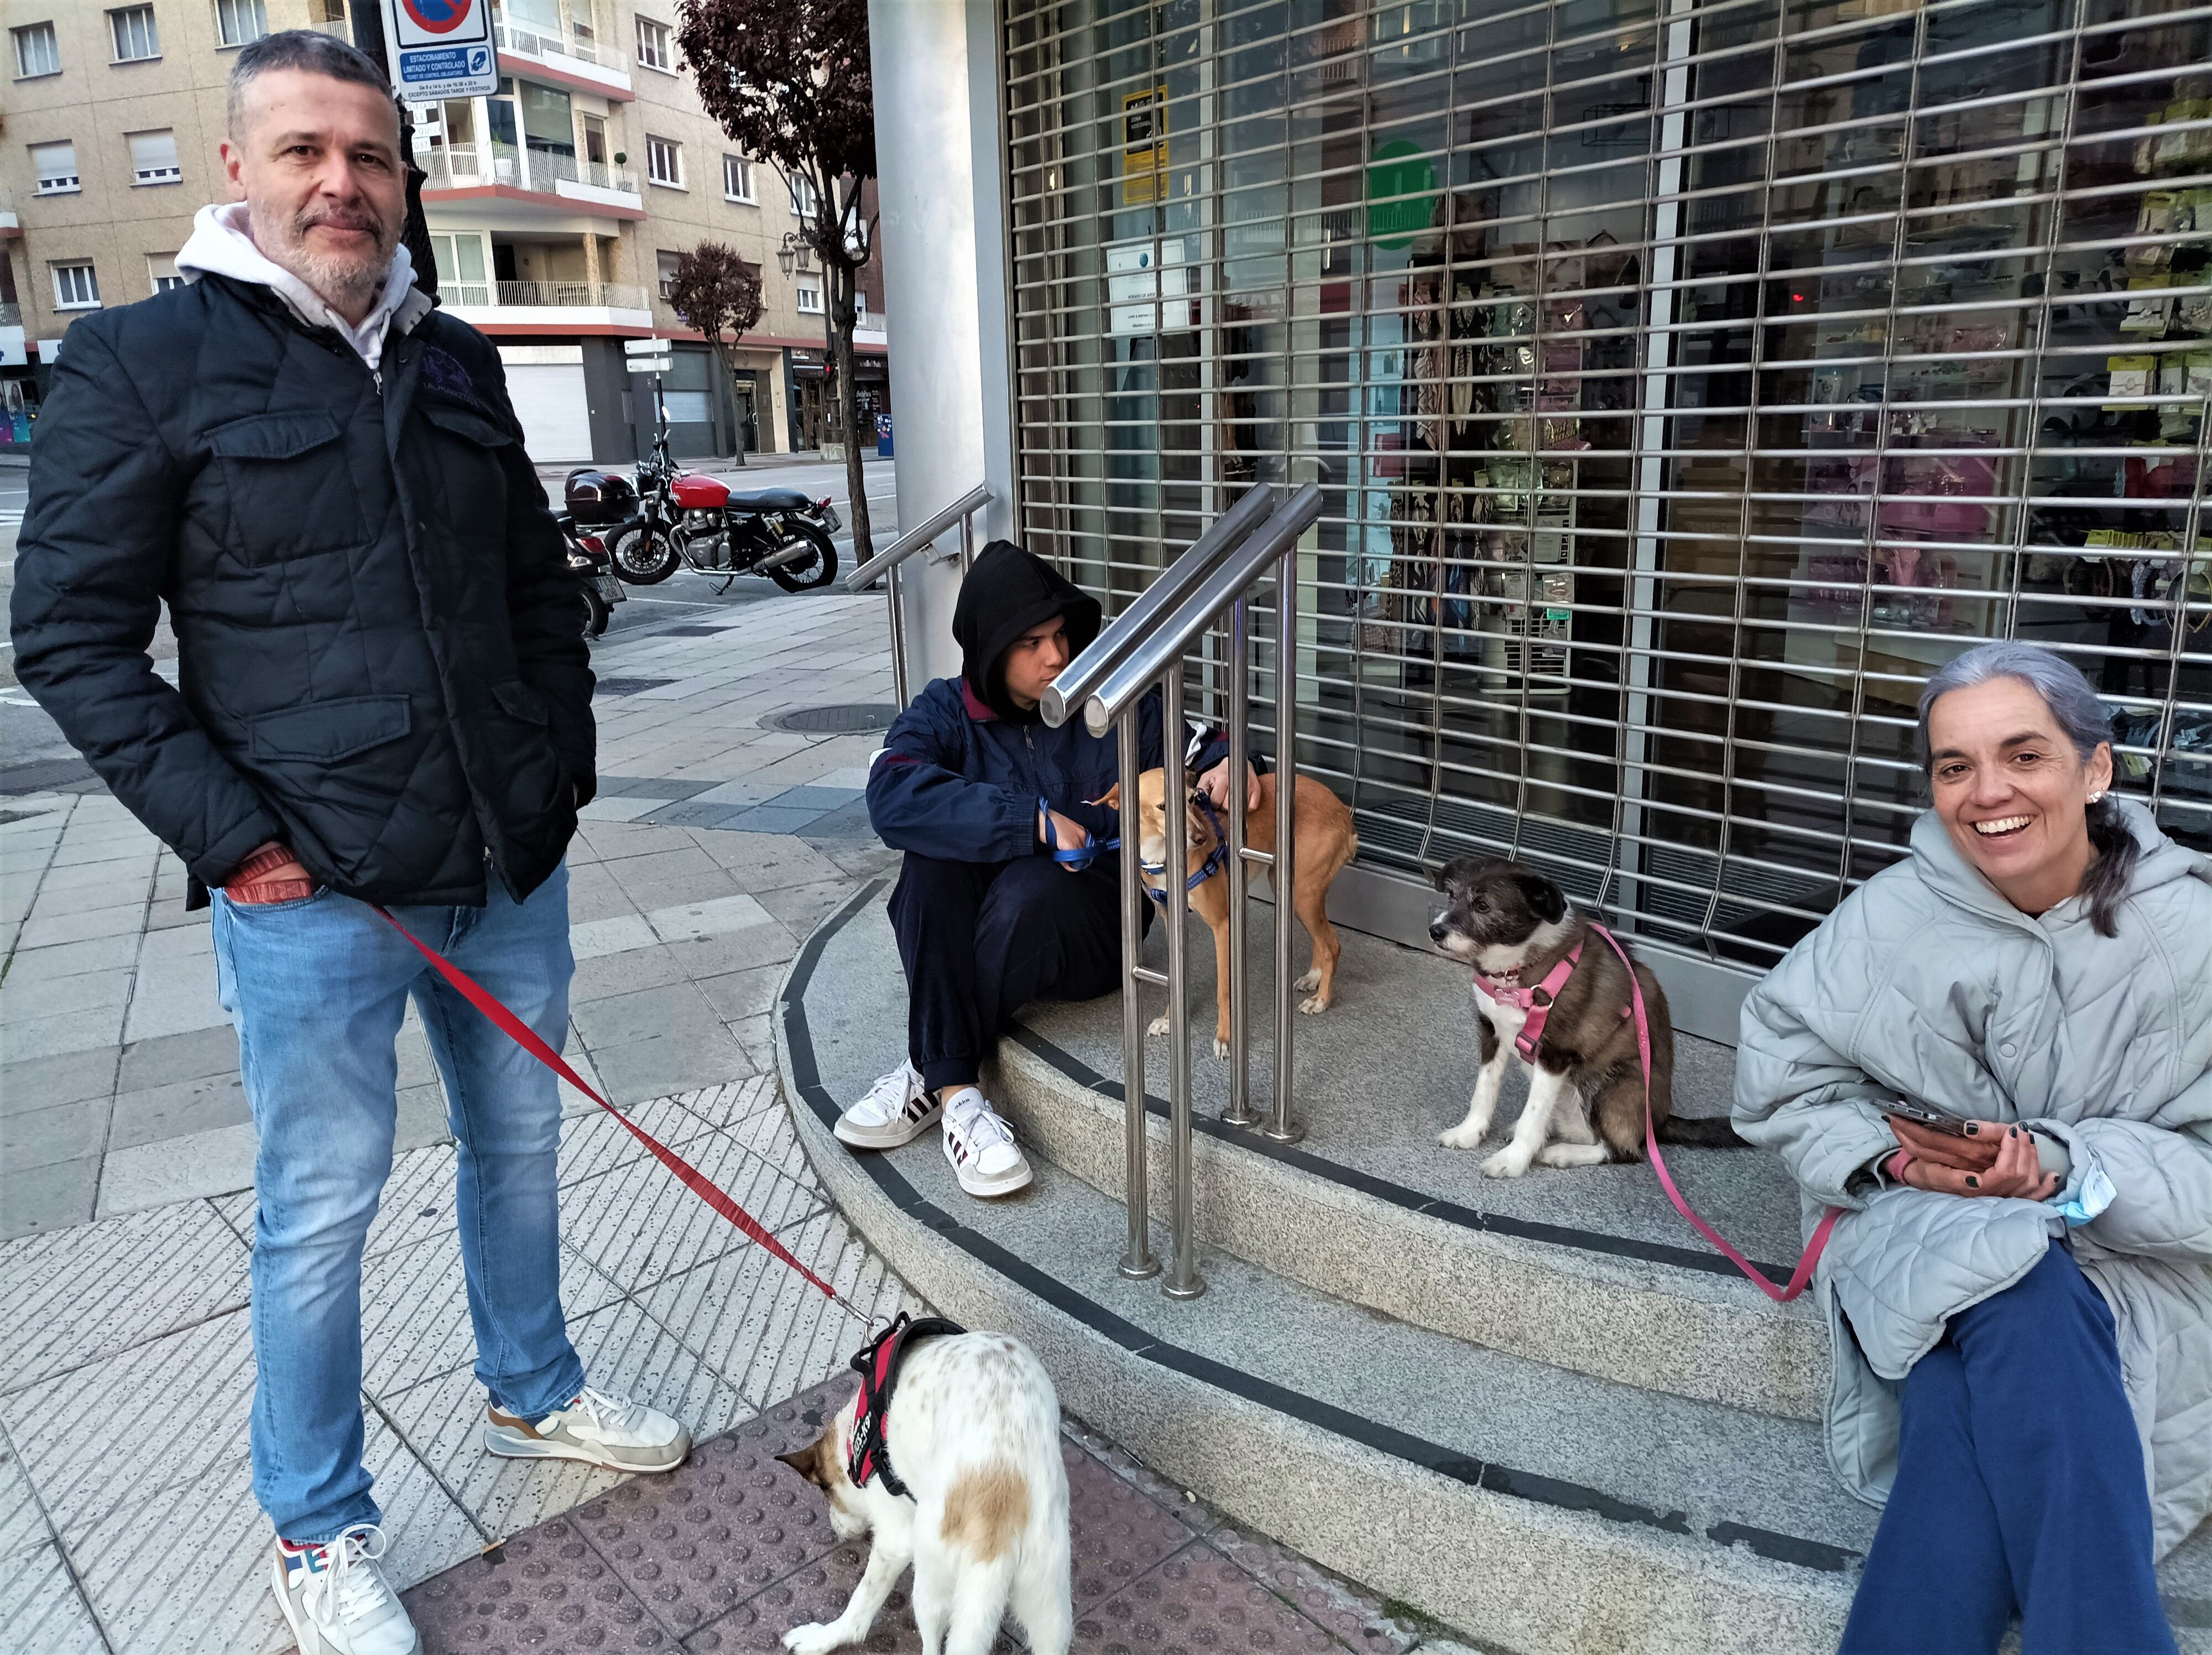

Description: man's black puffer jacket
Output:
[9,272,593,907]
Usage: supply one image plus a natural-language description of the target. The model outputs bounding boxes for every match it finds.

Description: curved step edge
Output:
[775,886,1853,1655]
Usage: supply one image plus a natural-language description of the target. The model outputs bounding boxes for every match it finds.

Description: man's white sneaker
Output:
[941,1087,1032,1198]
[483,1385,691,1474]
[834,1059,942,1149]
[271,1523,419,1655]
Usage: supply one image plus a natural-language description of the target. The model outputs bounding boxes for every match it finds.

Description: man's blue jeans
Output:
[212,865,586,1544]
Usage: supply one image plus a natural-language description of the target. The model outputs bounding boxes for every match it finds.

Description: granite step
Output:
[776,882,2212,1655]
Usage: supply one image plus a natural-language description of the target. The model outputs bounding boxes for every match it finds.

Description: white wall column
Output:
[868,0,1019,688]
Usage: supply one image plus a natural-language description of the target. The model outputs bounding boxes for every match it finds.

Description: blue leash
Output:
[1039,796,1118,871]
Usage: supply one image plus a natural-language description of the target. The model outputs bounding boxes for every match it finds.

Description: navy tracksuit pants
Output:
[1841,1241,2176,1655]
[888,851,1136,1092]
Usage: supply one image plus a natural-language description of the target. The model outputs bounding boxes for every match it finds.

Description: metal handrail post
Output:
[1161,657,1206,1299]
[1264,545,1303,1144]
[1116,706,1160,1280]
[961,510,975,570]
[886,563,910,708]
[1221,597,1261,1129]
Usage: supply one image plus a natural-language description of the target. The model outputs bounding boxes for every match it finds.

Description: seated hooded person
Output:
[850,539,1256,1198]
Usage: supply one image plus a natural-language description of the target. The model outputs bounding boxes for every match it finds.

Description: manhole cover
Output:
[766,702,899,735]
[593,677,676,698]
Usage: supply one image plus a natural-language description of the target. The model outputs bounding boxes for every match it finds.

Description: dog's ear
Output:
[776,1433,833,1489]
[1515,870,1568,924]
[1430,863,1450,892]
[1094,783,1121,812]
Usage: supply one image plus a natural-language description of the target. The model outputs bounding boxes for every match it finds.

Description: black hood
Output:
[951,540,1102,722]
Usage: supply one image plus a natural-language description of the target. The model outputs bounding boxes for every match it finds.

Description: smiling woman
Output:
[1733,637,2212,1653]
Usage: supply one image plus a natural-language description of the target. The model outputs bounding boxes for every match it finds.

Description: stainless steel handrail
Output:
[844,481,992,706]
[1041,481,1324,1298]
[1039,481,1276,730]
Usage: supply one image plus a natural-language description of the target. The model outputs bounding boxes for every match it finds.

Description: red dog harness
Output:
[845,1313,966,1497]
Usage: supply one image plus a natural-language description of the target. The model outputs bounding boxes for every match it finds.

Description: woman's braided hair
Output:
[1914,641,2138,938]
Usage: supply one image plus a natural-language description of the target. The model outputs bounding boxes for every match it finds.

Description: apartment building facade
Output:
[0,0,889,461]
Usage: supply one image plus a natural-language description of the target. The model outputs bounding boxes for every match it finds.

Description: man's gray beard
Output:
[249,198,397,316]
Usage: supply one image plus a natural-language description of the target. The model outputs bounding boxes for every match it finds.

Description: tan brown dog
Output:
[1100,767,1357,1058]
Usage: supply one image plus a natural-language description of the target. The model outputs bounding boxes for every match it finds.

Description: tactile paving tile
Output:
[568,1381,852,1638]
[679,1539,1018,1655]
[1064,1441,1205,1607]
[1077,1545,1350,1655]
[1203,1527,1418,1655]
[1062,1419,1221,1536]
[406,1518,677,1652]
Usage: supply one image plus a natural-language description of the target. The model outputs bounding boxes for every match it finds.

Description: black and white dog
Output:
[1427,856,1743,1177]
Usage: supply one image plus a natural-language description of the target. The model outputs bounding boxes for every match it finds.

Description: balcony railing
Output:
[496,18,601,65]
[442,279,648,311]
[418,141,637,199]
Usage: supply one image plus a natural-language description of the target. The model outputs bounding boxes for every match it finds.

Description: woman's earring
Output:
[2088,790,2106,804]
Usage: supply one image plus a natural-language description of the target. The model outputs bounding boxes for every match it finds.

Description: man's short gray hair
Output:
[228,29,395,138]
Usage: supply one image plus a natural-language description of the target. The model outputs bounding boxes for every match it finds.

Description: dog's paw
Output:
[1481,1148,1533,1179]
[1298,993,1329,1016]
[1438,1122,1486,1150]
[1293,967,1322,992]
[1146,1014,1171,1038]
[1212,1037,1230,1060]
[784,1625,845,1655]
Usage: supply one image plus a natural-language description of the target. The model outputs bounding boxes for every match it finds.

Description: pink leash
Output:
[373,904,838,1302]
[1588,922,1841,1304]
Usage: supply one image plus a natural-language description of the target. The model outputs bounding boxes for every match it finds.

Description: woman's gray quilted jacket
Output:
[1734,800,2212,1558]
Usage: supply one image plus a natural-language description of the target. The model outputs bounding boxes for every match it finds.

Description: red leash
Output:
[1588,923,1840,1304]
[374,905,837,1300]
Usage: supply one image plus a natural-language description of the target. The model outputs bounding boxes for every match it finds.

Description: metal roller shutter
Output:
[1003,0,2212,974]
[502,357,595,464]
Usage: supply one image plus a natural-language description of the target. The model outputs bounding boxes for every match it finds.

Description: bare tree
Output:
[676,0,879,560]
[665,243,766,459]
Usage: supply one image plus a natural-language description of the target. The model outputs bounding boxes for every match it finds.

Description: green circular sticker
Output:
[1367,138,1438,251]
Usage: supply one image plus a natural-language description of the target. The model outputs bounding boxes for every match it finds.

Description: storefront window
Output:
[1006,0,2212,967]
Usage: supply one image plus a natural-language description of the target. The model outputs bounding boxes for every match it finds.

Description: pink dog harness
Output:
[1472,943,1590,1060]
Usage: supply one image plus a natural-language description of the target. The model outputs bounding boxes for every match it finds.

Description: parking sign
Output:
[378,0,498,100]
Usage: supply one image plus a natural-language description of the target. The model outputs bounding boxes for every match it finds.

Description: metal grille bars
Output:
[844,482,993,707]
[1046,482,1326,1298]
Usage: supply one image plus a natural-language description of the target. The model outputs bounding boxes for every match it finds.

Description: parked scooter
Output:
[556,513,626,639]
[573,420,842,595]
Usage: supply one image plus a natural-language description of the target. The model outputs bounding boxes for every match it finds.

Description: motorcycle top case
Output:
[564,467,639,527]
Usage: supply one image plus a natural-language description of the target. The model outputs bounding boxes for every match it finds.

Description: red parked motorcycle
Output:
[569,425,841,595]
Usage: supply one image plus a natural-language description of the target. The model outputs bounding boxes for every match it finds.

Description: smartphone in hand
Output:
[1889,1099,1971,1137]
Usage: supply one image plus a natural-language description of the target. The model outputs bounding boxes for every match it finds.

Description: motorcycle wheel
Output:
[611,525,680,585]
[765,524,840,592]
[581,585,610,639]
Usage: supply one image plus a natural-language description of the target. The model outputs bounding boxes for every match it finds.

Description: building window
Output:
[855,289,867,324]
[31,141,80,196]
[796,282,822,315]
[320,1,348,20]
[656,249,681,299]
[128,130,181,186]
[635,15,671,71]
[52,263,101,310]
[722,154,754,204]
[109,5,159,60]
[215,0,270,48]
[429,233,488,305]
[148,255,184,293]
[788,174,818,217]
[12,21,59,79]
[645,134,681,189]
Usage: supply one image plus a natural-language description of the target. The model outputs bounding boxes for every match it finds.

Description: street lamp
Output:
[776,231,801,278]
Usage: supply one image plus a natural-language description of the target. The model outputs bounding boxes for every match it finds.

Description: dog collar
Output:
[1474,943,1584,1060]
[1141,793,1230,904]
[844,1311,966,1496]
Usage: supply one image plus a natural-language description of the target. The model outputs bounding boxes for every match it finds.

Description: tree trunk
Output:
[711,340,748,466]
[825,207,873,565]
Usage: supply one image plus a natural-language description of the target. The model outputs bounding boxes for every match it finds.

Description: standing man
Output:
[11,33,688,1655]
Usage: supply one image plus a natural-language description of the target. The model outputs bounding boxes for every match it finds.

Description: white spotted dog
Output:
[776,1319,1071,1655]
[1427,856,1744,1178]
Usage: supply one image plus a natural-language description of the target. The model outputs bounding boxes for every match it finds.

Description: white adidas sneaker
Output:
[835,1059,942,1149]
[483,1385,690,1474]
[941,1087,1032,1198]
[270,1523,419,1655]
